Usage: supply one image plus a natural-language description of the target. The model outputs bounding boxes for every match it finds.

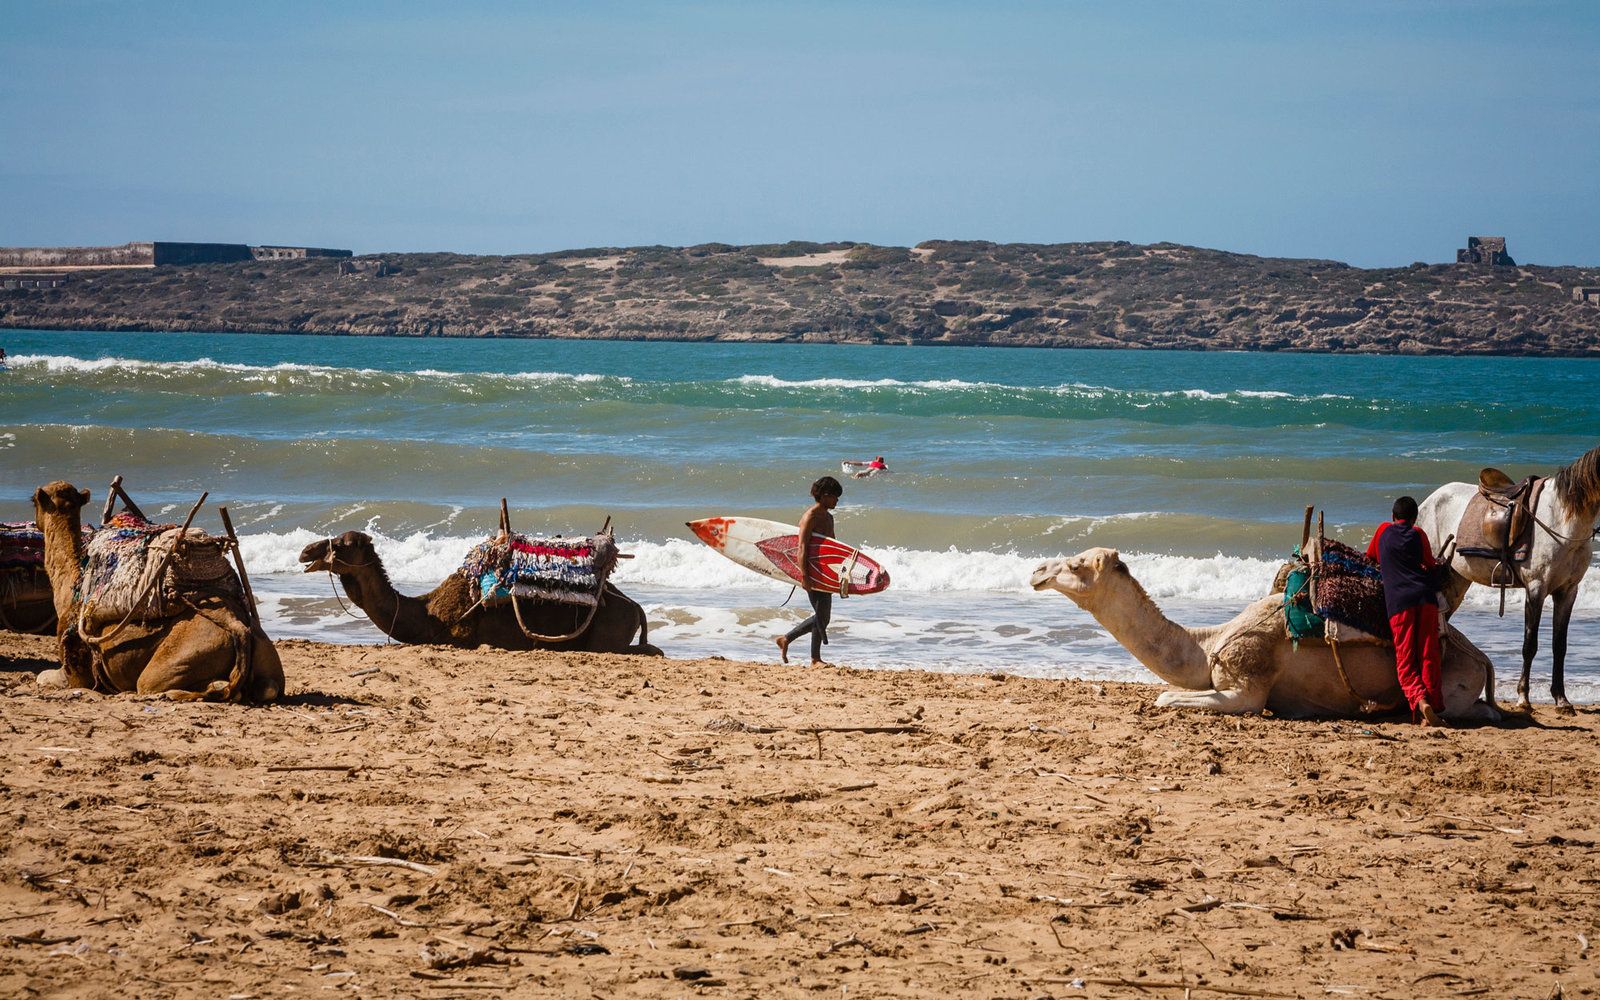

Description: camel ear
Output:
[78,489,91,506]
[1093,549,1120,572]
[32,487,48,511]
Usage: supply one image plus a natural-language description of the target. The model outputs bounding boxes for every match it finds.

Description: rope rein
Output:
[1327,639,1403,714]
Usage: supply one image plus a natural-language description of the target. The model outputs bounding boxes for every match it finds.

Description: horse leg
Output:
[1518,586,1546,712]
[1550,585,1580,714]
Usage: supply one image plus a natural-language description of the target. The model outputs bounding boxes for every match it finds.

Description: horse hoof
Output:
[1556,702,1577,716]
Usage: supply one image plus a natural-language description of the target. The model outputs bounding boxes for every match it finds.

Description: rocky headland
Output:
[5,240,1599,354]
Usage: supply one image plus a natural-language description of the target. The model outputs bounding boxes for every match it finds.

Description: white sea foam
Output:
[9,353,625,386]
[507,370,625,384]
[11,353,1369,410]
[730,374,993,390]
[238,527,1287,602]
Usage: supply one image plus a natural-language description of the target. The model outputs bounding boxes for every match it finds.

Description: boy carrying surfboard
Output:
[775,476,843,666]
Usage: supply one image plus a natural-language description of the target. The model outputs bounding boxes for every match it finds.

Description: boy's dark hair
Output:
[1392,496,1419,522]
[811,476,843,500]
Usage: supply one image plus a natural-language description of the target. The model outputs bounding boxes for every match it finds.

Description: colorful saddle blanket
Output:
[1,522,47,571]
[461,533,617,608]
[1311,538,1391,641]
[79,512,242,624]
[3,521,95,572]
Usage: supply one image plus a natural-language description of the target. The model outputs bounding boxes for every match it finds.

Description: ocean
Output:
[3,328,1597,701]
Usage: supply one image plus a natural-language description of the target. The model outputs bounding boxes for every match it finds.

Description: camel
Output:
[32,481,284,702]
[1418,443,1600,713]
[298,530,662,655]
[1031,547,1500,721]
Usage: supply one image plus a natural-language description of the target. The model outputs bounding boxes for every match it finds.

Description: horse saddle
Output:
[1454,467,1544,588]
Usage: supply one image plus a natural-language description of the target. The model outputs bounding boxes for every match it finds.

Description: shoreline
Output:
[4,630,1597,997]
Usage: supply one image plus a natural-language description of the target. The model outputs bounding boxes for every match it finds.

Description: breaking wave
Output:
[7,350,1573,431]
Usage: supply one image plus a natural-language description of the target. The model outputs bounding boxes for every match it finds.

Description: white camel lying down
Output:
[1031,548,1500,721]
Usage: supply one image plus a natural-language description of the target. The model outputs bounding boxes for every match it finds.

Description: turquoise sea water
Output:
[3,328,1597,700]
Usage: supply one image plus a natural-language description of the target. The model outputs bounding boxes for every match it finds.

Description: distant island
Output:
[4,238,1599,355]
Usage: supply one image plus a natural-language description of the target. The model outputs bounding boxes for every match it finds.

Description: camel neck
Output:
[40,509,85,618]
[339,564,436,644]
[1078,573,1213,691]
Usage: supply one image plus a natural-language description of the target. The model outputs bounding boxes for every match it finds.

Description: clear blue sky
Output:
[3,1,1597,266]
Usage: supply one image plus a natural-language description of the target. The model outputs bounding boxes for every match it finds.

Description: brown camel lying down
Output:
[33,482,284,702]
[299,530,662,655]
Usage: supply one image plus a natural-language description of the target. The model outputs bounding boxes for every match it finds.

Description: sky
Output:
[3,1,1598,267]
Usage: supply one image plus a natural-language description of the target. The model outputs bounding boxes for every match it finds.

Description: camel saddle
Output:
[1453,467,1545,589]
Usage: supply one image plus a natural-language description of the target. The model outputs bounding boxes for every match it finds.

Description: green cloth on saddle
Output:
[1282,564,1325,641]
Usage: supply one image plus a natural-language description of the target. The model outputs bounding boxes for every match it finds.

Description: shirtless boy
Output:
[774,476,843,666]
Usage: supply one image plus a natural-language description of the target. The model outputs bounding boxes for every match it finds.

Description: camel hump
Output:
[1479,467,1515,492]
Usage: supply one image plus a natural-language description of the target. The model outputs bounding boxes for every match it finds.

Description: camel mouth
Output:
[1028,564,1059,590]
[297,539,333,573]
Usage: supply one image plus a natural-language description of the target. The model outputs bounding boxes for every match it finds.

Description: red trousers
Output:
[1390,603,1443,714]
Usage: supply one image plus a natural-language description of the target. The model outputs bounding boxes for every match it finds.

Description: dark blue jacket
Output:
[1366,520,1436,617]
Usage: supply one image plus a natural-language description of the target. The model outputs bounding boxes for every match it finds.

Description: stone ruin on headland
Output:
[1456,235,1515,267]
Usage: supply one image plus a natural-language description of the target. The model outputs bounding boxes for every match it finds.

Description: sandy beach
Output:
[3,631,1597,999]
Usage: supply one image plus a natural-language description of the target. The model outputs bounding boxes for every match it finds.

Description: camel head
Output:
[1030,547,1126,604]
[32,481,91,519]
[299,530,378,575]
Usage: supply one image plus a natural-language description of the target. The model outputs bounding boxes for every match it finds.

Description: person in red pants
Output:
[1366,496,1445,726]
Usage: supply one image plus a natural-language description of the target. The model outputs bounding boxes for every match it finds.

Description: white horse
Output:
[1418,444,1600,713]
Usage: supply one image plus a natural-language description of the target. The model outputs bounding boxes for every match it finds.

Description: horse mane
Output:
[1554,442,1600,519]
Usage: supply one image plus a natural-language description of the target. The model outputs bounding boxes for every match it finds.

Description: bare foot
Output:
[774,635,789,664]
[811,660,835,668]
[1419,703,1447,728]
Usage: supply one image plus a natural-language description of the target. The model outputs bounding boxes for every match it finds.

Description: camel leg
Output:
[1550,585,1580,714]
[130,618,238,697]
[1154,686,1269,715]
[35,668,68,690]
[248,630,285,703]
[1517,586,1546,712]
[1441,650,1502,723]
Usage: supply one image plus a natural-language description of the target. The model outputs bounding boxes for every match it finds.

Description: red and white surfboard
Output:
[686,516,890,596]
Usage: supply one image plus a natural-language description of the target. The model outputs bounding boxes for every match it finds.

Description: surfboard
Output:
[686,516,890,596]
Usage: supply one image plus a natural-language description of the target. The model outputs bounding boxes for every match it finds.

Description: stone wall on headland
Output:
[0,242,351,269]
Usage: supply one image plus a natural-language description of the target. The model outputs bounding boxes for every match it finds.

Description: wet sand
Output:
[2,631,1598,998]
